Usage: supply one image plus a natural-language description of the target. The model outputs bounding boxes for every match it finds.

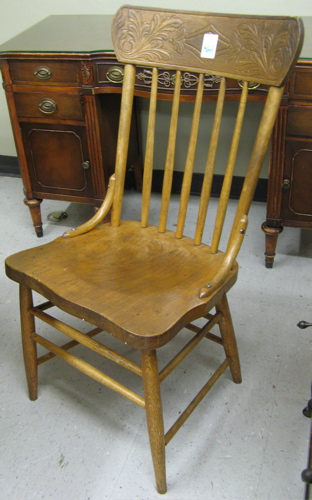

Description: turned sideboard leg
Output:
[261,222,283,268]
[24,198,43,237]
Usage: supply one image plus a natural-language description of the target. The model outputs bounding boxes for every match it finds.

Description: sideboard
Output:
[0,15,311,261]
[0,16,139,236]
[262,49,312,267]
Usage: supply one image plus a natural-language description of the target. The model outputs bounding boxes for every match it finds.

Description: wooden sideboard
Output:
[0,16,140,236]
[262,54,312,267]
[0,15,311,259]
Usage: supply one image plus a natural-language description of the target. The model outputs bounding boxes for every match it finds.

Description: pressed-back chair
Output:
[5,6,303,493]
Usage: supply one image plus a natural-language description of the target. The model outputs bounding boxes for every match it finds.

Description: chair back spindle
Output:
[158,71,182,233]
[111,64,136,227]
[175,73,204,239]
[194,76,226,246]
[141,67,158,228]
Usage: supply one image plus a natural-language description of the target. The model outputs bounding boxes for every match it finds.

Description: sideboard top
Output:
[0,14,311,59]
[0,15,114,55]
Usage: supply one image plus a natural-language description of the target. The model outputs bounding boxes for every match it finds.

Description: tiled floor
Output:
[1,175,312,500]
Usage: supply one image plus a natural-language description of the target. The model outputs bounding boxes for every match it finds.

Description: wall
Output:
[0,0,311,176]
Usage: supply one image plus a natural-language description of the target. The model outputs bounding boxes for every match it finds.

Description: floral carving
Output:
[80,62,92,85]
[114,10,187,62]
[226,21,297,80]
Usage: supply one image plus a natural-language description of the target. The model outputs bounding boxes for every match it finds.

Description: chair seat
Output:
[6,221,238,348]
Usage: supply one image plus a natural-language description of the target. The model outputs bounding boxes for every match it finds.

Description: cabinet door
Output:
[281,139,312,224]
[21,123,94,202]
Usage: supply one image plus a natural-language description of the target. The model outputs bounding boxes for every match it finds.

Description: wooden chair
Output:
[5,6,303,493]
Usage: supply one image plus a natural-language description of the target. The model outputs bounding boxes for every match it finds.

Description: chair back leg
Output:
[141,350,167,494]
[216,295,242,384]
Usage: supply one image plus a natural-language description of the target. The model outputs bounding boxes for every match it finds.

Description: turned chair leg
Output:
[19,284,38,400]
[216,294,242,384]
[141,349,167,494]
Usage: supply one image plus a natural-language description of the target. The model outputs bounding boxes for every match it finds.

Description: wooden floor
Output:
[1,176,312,500]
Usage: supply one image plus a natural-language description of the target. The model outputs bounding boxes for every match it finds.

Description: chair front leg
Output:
[216,294,242,384]
[20,284,38,400]
[141,349,167,494]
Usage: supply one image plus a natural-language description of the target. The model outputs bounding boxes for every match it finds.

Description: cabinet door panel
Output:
[282,139,312,221]
[21,123,94,201]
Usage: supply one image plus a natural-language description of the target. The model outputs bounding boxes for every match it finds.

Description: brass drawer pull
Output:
[38,98,57,115]
[82,161,90,170]
[282,178,291,189]
[34,66,52,80]
[106,66,124,83]
[238,80,260,90]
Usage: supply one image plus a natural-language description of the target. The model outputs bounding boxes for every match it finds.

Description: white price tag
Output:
[201,33,219,59]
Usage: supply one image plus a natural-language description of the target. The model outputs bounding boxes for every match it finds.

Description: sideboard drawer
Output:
[14,92,84,121]
[289,69,312,98]
[9,60,78,85]
[287,106,312,137]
